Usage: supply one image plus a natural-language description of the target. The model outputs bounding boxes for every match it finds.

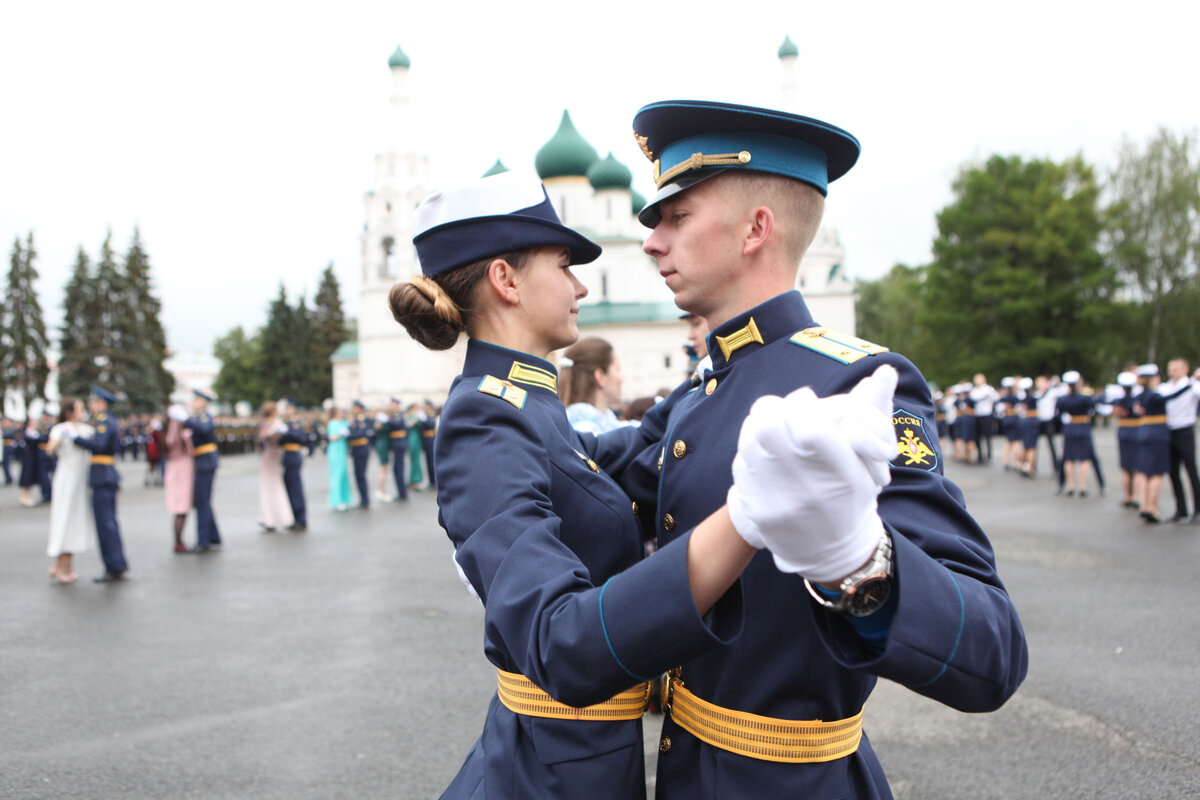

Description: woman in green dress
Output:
[373,409,392,501]
[326,406,352,510]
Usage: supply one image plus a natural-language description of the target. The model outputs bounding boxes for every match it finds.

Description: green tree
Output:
[120,228,174,411]
[57,246,103,401]
[90,231,126,395]
[0,233,51,408]
[855,263,932,369]
[310,263,348,403]
[213,325,265,405]
[1106,127,1200,362]
[919,154,1117,386]
[259,283,297,402]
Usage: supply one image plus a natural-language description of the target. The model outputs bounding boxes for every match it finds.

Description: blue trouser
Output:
[194,468,220,546]
[92,485,128,574]
[283,460,307,526]
[390,443,408,499]
[421,437,436,487]
[2,447,12,484]
[352,446,370,507]
[38,453,54,501]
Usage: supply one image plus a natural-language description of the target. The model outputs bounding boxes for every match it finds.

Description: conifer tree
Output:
[91,231,125,394]
[121,228,174,411]
[57,246,102,400]
[0,233,51,408]
[310,263,348,402]
[259,283,295,402]
[213,325,265,405]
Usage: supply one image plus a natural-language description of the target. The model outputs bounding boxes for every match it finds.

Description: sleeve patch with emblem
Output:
[891,409,937,471]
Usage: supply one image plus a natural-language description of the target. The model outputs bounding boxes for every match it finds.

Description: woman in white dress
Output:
[45,398,94,584]
[256,401,294,531]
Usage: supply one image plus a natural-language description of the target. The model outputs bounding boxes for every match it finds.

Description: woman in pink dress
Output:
[164,404,194,552]
[256,402,294,532]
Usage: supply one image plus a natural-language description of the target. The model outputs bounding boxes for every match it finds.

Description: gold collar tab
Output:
[715,317,764,361]
[507,362,558,394]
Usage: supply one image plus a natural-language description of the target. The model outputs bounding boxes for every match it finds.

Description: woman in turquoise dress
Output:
[404,406,424,488]
[325,406,352,510]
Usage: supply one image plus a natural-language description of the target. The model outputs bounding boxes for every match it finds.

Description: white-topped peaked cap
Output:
[1117,372,1137,387]
[412,171,601,278]
[1137,363,1159,377]
[1062,370,1081,384]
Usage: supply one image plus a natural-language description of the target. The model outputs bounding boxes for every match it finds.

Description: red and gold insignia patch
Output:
[891,409,937,471]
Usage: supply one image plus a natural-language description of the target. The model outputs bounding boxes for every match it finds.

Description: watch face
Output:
[846,577,892,618]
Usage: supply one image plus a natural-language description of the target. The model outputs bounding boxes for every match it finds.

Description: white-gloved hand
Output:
[727,364,898,583]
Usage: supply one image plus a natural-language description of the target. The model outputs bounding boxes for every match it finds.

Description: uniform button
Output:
[631,501,639,515]
[657,449,664,471]
[705,378,718,395]
[587,458,599,473]
[672,440,687,459]
[659,735,672,753]
[663,513,675,532]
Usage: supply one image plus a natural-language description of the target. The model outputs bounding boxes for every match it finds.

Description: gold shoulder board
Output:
[477,375,528,410]
[789,327,889,365]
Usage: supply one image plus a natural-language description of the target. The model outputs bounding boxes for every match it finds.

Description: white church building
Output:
[333,37,855,407]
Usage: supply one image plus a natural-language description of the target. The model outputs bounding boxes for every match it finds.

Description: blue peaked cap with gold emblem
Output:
[413,171,601,278]
[632,100,861,227]
[90,385,117,403]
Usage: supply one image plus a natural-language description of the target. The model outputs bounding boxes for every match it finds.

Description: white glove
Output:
[168,404,188,422]
[452,550,481,604]
[727,364,898,583]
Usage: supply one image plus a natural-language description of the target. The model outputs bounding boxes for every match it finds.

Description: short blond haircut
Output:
[716,172,825,264]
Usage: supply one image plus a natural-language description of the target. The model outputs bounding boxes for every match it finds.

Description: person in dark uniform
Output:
[390,170,762,800]
[72,386,129,582]
[347,400,373,509]
[418,400,438,488]
[279,399,308,531]
[2,416,17,485]
[38,410,57,503]
[18,417,39,506]
[185,389,222,551]
[385,397,408,501]
[998,376,1022,471]
[1111,371,1142,508]
[1055,370,1098,497]
[1018,376,1041,477]
[629,99,1027,799]
[952,383,978,463]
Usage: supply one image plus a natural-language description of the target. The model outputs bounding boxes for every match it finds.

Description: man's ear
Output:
[743,205,776,256]
[486,258,521,306]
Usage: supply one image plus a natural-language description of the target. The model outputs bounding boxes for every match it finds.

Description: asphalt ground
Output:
[2,426,1199,799]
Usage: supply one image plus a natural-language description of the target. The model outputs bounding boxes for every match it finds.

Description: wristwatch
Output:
[805,534,894,617]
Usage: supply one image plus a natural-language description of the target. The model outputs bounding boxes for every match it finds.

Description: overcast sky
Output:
[3,1,1198,356]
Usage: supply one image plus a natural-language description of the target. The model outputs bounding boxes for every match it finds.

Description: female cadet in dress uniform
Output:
[1111,371,1141,508]
[1054,370,1097,497]
[388,171,765,800]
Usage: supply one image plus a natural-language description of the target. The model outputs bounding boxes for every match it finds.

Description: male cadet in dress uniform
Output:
[73,387,129,582]
[386,397,409,501]
[185,389,222,551]
[279,399,308,531]
[417,400,438,488]
[1163,358,1200,524]
[348,400,374,508]
[624,100,1027,799]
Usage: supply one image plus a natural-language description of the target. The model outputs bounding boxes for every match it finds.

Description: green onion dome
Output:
[388,44,411,69]
[482,158,509,177]
[631,189,647,215]
[778,35,798,58]
[587,152,632,190]
[535,110,599,179]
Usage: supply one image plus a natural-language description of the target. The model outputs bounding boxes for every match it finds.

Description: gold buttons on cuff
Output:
[672,440,687,459]
[659,736,672,753]
[631,501,639,515]
[663,513,675,532]
[705,378,717,395]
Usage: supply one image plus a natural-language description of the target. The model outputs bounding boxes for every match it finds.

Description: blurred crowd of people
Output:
[935,358,1200,523]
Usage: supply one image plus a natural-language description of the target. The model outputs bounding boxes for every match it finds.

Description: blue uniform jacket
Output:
[348,415,373,448]
[387,413,408,451]
[615,291,1028,800]
[1056,393,1095,436]
[184,414,219,473]
[280,419,306,466]
[74,414,121,488]
[435,340,742,800]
